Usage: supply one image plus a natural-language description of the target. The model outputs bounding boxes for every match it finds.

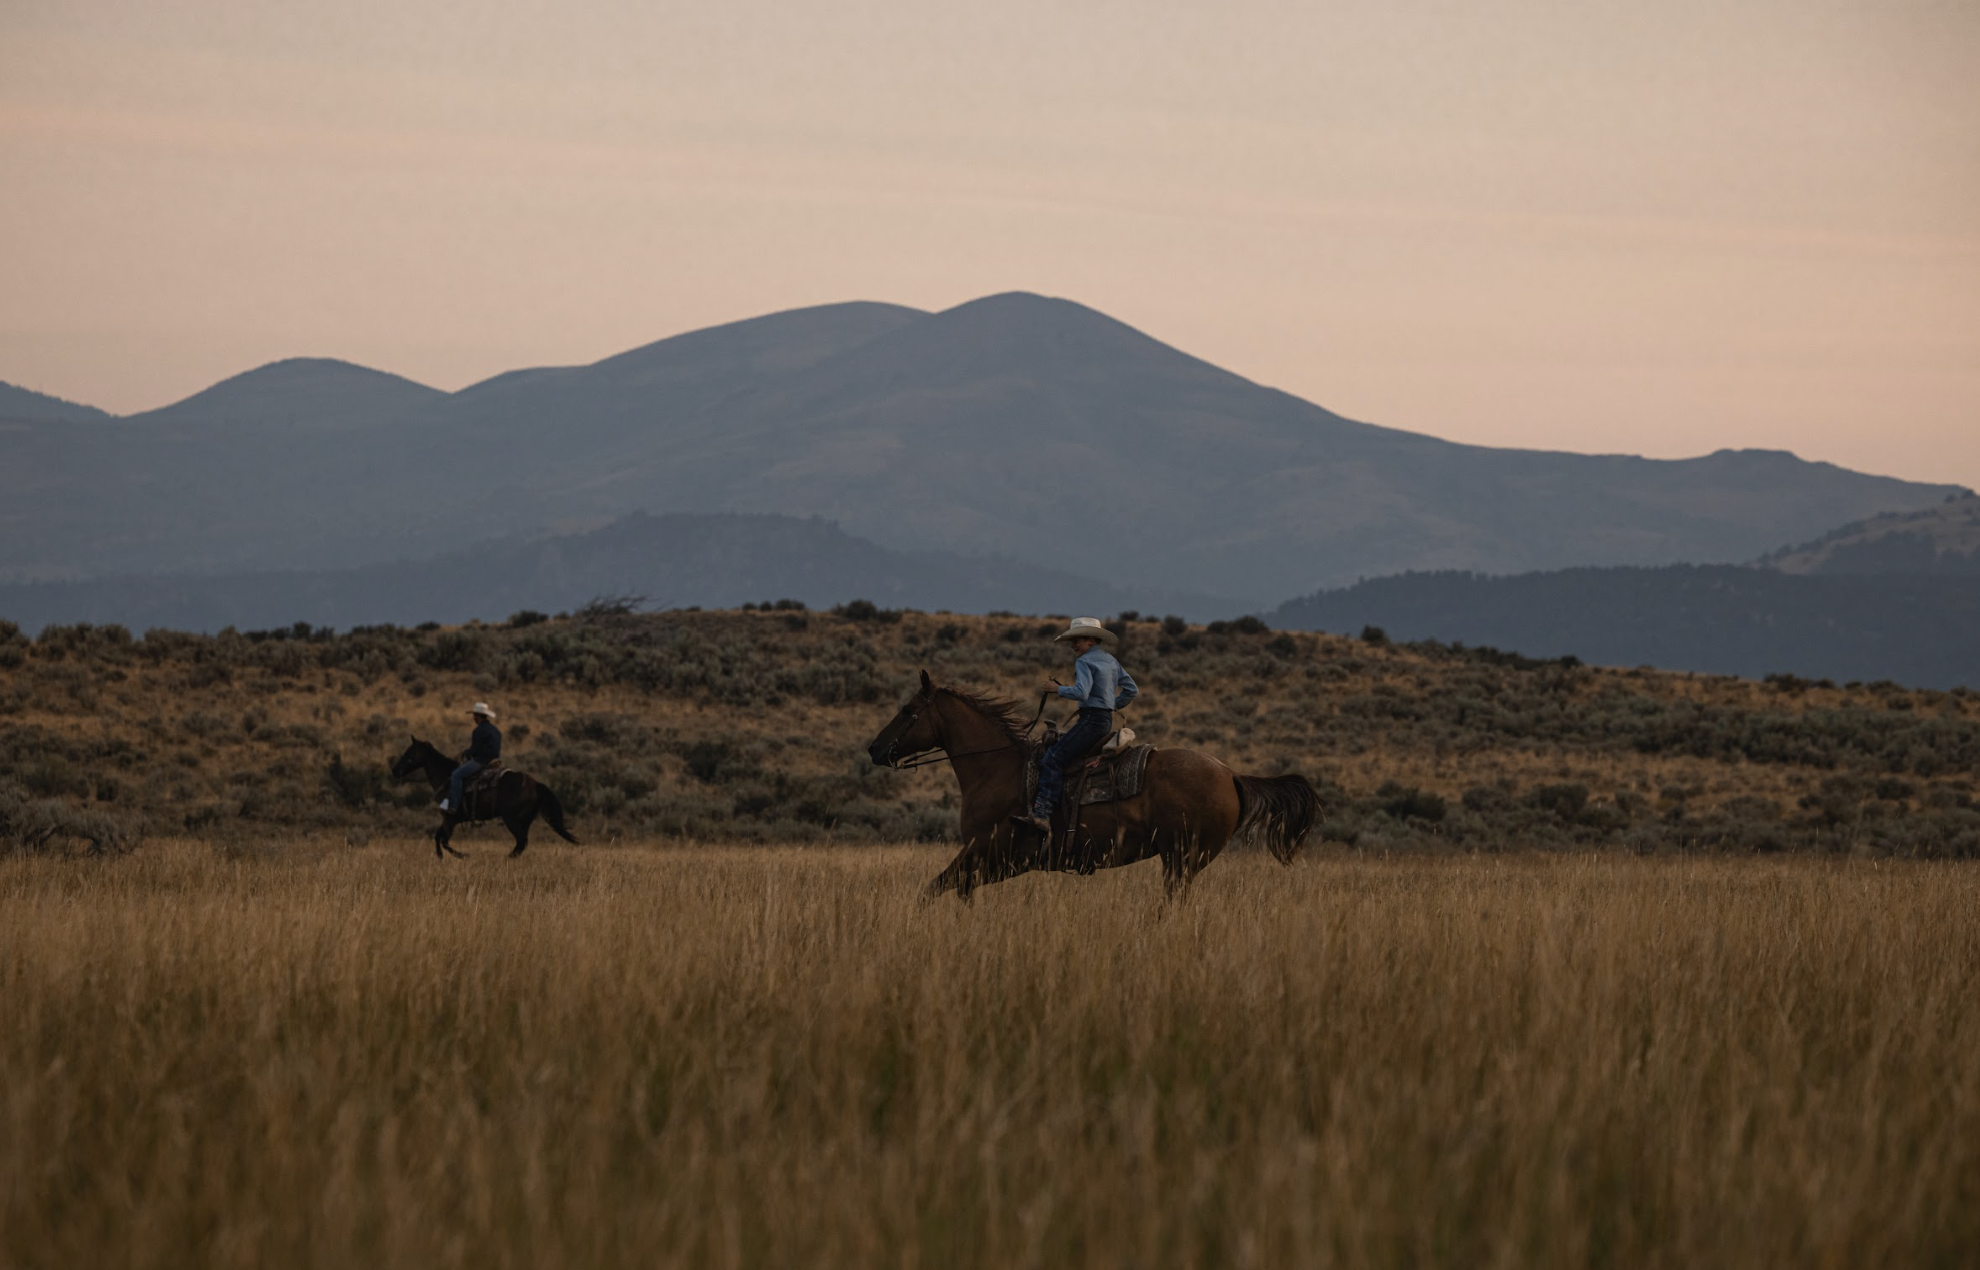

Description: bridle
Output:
[392,742,441,780]
[878,691,1049,770]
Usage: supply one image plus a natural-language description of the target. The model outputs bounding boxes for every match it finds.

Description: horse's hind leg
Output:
[505,812,531,858]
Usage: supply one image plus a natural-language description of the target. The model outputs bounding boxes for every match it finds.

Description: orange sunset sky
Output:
[3,0,1976,489]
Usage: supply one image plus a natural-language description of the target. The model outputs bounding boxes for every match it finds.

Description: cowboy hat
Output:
[468,702,497,721]
[1052,617,1117,646]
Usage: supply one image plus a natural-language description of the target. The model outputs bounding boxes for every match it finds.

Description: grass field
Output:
[4,840,1975,1269]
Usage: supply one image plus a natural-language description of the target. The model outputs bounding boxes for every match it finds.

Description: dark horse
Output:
[867,671,1318,900]
[389,738,579,859]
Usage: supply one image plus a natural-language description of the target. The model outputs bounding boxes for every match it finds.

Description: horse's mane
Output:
[937,686,1034,744]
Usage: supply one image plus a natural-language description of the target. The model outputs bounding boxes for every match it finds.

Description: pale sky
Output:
[4,0,1976,488]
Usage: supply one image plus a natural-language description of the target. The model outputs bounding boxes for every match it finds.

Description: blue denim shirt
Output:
[1056,648,1138,712]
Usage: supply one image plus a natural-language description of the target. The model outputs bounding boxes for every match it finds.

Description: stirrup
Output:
[1010,812,1051,834]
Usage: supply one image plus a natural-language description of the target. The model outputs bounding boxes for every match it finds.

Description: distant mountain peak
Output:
[788,289,1236,396]
[926,290,1179,348]
[130,357,444,429]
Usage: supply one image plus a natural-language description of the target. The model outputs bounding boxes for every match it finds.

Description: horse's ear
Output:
[919,668,934,693]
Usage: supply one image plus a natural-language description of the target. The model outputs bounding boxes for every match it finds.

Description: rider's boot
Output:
[1009,807,1051,835]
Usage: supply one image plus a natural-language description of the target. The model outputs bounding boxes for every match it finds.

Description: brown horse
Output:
[867,670,1317,900]
[389,738,579,859]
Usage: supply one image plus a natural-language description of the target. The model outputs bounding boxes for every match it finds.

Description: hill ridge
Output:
[1760,493,1980,575]
[0,379,112,423]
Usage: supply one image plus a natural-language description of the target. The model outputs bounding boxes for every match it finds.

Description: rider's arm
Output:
[1057,655,1096,703]
[1113,666,1138,709]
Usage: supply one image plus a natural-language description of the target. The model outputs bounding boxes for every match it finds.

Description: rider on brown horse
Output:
[438,701,501,814]
[1013,617,1138,834]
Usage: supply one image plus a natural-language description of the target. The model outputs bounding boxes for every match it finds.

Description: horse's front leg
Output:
[923,846,969,902]
[925,833,998,903]
[435,815,466,859]
[924,826,1037,903]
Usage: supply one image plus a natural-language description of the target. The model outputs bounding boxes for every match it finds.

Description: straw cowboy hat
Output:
[468,702,497,721]
[1052,617,1117,646]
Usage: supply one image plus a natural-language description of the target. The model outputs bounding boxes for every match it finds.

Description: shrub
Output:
[574,594,647,621]
[0,784,142,856]
[833,599,901,624]
[679,739,750,785]
[1377,781,1446,822]
[1526,783,1591,820]
[323,754,393,809]
[1461,785,1515,815]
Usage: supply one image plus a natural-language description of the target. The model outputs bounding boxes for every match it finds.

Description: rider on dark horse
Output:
[1013,617,1138,835]
[438,701,501,815]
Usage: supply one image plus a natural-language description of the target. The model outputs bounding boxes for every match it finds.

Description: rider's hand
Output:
[1040,685,1057,698]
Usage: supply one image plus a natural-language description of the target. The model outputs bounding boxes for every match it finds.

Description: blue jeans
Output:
[448,760,484,809]
[1033,708,1113,818]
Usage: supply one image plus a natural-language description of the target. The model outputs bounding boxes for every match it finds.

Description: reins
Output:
[889,692,1051,770]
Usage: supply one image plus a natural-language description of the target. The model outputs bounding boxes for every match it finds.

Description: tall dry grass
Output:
[3,842,1975,1269]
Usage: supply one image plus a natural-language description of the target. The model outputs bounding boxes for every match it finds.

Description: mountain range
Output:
[3,293,1966,604]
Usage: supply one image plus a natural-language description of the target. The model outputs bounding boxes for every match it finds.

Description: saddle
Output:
[1018,739,1156,871]
[455,763,511,821]
[463,762,506,795]
[1025,740,1156,811]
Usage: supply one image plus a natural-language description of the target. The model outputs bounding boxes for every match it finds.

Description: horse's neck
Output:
[421,752,454,787]
[933,699,1025,790]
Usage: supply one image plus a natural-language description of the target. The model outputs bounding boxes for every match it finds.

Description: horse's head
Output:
[867,670,944,768]
[390,737,443,780]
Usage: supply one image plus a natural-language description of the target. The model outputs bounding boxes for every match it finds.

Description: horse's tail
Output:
[1233,772,1319,865]
[536,784,580,844]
